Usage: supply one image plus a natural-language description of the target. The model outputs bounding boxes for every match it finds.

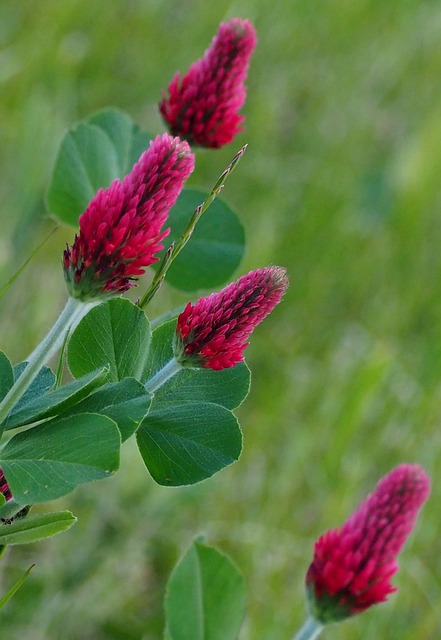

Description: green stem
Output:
[138,144,247,310]
[145,357,182,393]
[0,297,95,424]
[292,617,323,640]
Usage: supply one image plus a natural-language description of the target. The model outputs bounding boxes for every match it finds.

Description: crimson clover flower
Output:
[159,18,257,149]
[0,468,12,503]
[63,133,195,300]
[173,266,288,370]
[305,464,430,624]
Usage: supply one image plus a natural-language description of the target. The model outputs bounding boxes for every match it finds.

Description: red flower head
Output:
[306,464,430,623]
[159,18,257,149]
[174,266,288,370]
[63,134,195,300]
[0,468,12,502]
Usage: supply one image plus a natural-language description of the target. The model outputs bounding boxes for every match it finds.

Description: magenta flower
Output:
[0,468,12,502]
[173,266,288,370]
[159,18,257,149]
[63,134,195,300]
[306,464,430,623]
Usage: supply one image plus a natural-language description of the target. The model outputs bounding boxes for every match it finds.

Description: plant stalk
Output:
[292,616,323,640]
[0,297,95,425]
[138,144,247,309]
[145,357,182,393]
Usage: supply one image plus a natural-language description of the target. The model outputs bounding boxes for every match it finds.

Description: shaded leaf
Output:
[85,110,153,173]
[3,368,107,430]
[154,188,245,291]
[0,352,14,402]
[0,510,76,545]
[165,539,246,640]
[68,298,151,383]
[47,122,120,226]
[87,109,134,177]
[136,402,242,486]
[0,413,120,503]
[63,378,151,442]
[145,321,251,410]
[47,108,154,226]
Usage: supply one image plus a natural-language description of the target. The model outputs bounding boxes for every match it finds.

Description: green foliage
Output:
[68,306,247,485]
[0,511,76,545]
[0,413,120,503]
[46,122,119,225]
[137,402,242,486]
[165,539,246,640]
[0,352,14,402]
[144,320,251,410]
[2,368,107,430]
[62,378,151,442]
[11,364,56,412]
[46,109,153,226]
[153,363,250,411]
[68,298,152,383]
[137,320,247,485]
[155,189,245,291]
[1,2,440,639]
[46,107,244,294]
[86,109,152,178]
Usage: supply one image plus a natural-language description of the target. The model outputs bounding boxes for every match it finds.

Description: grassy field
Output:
[0,1,440,638]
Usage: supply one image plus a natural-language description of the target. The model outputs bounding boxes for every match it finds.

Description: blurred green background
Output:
[0,0,440,638]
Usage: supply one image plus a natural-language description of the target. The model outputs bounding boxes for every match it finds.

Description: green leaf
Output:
[46,108,154,226]
[3,368,107,430]
[154,365,250,411]
[136,402,242,486]
[154,188,245,292]
[0,510,76,545]
[129,124,154,167]
[86,109,134,177]
[46,121,120,226]
[68,298,152,383]
[0,352,14,402]
[165,540,246,640]
[0,564,35,609]
[63,378,151,442]
[85,110,153,174]
[145,321,251,410]
[0,413,120,503]
[13,362,55,394]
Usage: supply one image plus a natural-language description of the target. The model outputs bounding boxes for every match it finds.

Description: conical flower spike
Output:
[63,134,195,300]
[306,464,430,624]
[159,18,257,149]
[0,468,12,503]
[174,266,288,370]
